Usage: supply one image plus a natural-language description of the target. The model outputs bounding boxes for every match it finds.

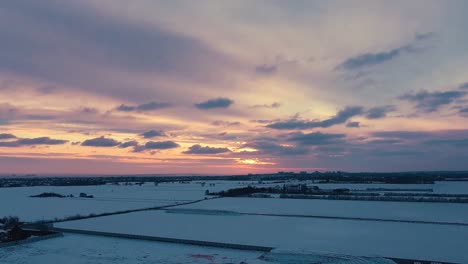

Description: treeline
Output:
[2,170,468,188]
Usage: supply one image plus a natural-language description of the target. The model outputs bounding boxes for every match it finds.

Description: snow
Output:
[270,181,468,194]
[2,180,467,263]
[176,197,468,224]
[0,181,243,222]
[2,180,467,222]
[56,209,468,263]
[0,233,268,264]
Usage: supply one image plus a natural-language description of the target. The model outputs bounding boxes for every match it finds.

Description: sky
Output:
[0,0,468,175]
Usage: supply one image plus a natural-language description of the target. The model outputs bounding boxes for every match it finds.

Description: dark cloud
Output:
[0,1,236,101]
[81,136,121,147]
[287,132,346,145]
[80,107,99,114]
[17,137,67,145]
[338,45,413,70]
[399,90,466,112]
[424,138,468,147]
[119,140,139,148]
[0,137,68,147]
[195,98,233,109]
[141,130,166,138]
[459,107,468,115]
[365,105,396,119]
[183,144,231,154]
[211,120,241,127]
[267,106,363,130]
[251,102,281,109]
[459,83,468,89]
[144,141,179,150]
[414,32,435,41]
[346,121,360,128]
[371,149,422,157]
[337,32,432,71]
[255,64,277,75]
[0,133,16,140]
[116,102,171,112]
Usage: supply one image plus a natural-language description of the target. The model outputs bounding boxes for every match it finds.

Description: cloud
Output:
[251,102,281,109]
[119,140,139,148]
[346,121,360,128]
[0,103,18,124]
[211,120,241,127]
[242,141,308,156]
[367,139,401,144]
[459,83,468,89]
[371,149,422,157]
[287,132,345,145]
[365,105,396,119]
[144,141,179,150]
[0,1,237,101]
[250,119,280,124]
[424,138,468,147]
[183,144,231,154]
[267,106,363,130]
[195,98,234,109]
[141,130,166,138]
[116,102,171,112]
[459,107,468,115]
[337,32,431,71]
[0,133,16,140]
[0,137,68,147]
[80,107,99,115]
[338,45,413,70]
[399,90,466,112]
[371,131,432,139]
[414,32,435,41]
[81,136,121,147]
[255,64,277,75]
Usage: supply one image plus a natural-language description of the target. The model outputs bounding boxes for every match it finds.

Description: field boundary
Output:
[51,227,274,252]
[240,212,468,226]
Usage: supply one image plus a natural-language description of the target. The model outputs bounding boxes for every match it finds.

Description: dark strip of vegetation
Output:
[2,171,468,188]
[30,192,66,198]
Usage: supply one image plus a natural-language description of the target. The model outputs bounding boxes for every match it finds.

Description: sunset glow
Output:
[1,0,467,175]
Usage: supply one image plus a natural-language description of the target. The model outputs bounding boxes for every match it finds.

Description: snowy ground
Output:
[310,181,468,194]
[176,197,468,224]
[56,209,468,263]
[2,180,467,222]
[0,181,244,222]
[0,233,268,264]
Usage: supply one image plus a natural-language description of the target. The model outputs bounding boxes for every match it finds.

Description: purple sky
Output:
[0,0,467,175]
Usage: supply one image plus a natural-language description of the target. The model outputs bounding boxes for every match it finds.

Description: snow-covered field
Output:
[56,209,468,263]
[310,181,468,194]
[2,180,468,263]
[2,180,467,222]
[0,233,268,264]
[176,197,468,224]
[0,181,243,222]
